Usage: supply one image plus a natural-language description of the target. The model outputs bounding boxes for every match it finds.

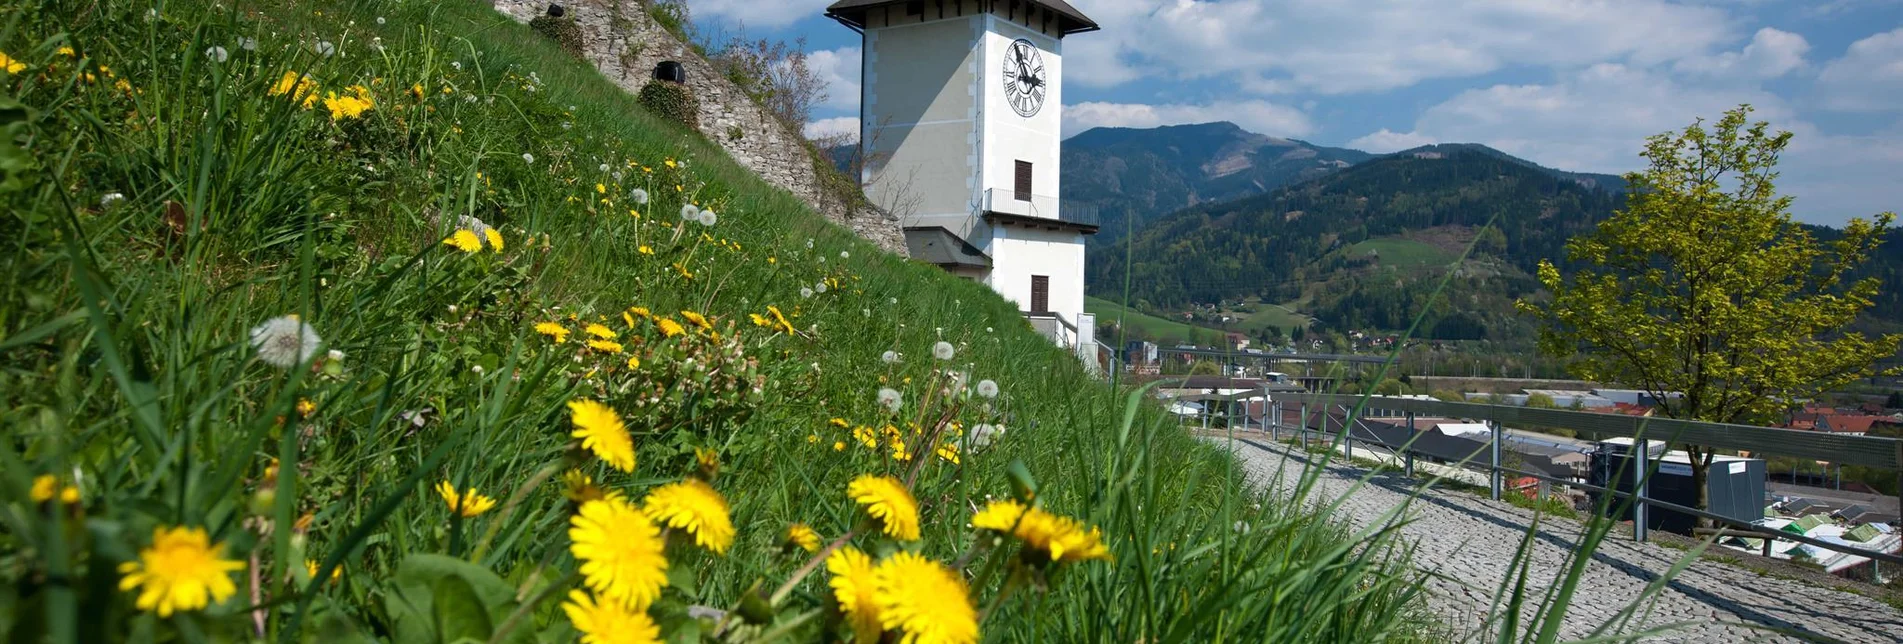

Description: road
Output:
[1214,433,1903,643]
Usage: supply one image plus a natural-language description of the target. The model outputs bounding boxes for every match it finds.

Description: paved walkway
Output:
[1212,434,1903,643]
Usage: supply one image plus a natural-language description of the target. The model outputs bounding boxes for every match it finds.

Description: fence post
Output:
[1404,412,1416,478]
[1489,420,1502,501]
[1633,439,1650,543]
[1342,405,1354,462]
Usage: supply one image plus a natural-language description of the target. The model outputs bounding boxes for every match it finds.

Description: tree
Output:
[1371,378,1409,396]
[1520,105,1899,515]
[1524,392,1557,409]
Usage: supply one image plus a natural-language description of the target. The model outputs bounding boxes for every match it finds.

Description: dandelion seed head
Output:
[840,251,849,259]
[876,388,903,413]
[800,287,814,299]
[679,204,699,221]
[698,209,717,226]
[630,188,649,205]
[376,16,386,24]
[976,379,999,399]
[815,281,827,294]
[315,41,335,57]
[932,341,955,361]
[881,350,899,364]
[249,316,322,369]
[522,152,535,164]
[100,192,125,209]
[204,46,228,62]
[238,37,257,51]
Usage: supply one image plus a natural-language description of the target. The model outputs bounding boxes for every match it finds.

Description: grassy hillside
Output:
[0,1,1434,642]
[1086,296,1227,346]
[1347,237,1454,268]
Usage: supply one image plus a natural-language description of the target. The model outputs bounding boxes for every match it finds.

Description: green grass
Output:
[0,1,1445,641]
[1087,295,1230,346]
[1349,237,1455,268]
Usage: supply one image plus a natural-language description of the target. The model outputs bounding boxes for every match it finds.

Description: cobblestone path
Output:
[1215,435,1903,643]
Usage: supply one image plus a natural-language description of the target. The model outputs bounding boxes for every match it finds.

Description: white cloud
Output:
[803,116,860,142]
[1816,27,1903,111]
[1347,129,1440,153]
[1672,27,1809,78]
[683,0,834,30]
[806,47,861,111]
[1063,0,1734,94]
[1062,100,1314,137]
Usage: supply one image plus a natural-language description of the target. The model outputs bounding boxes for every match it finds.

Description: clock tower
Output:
[826,0,1101,364]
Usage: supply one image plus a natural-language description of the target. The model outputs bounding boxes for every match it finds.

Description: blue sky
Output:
[681,0,1903,226]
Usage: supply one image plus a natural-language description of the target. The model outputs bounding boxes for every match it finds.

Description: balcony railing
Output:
[980,189,1100,229]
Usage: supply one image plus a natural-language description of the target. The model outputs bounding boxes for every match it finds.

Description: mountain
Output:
[1088,148,1626,342]
[1062,122,1373,242]
[1387,143,1626,192]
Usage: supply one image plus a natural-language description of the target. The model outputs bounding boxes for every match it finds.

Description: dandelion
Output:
[638,244,653,255]
[296,398,316,417]
[968,424,1004,448]
[841,251,850,259]
[975,380,999,399]
[204,46,228,63]
[815,281,828,294]
[853,425,879,450]
[535,321,571,344]
[881,350,899,364]
[872,552,978,644]
[116,526,245,617]
[472,365,485,376]
[768,306,795,335]
[827,546,883,643]
[643,479,735,554]
[269,71,320,108]
[801,287,814,299]
[934,442,960,465]
[749,313,768,327]
[322,89,373,121]
[30,475,76,504]
[450,61,462,71]
[847,475,919,541]
[249,315,322,368]
[314,41,335,57]
[833,441,846,451]
[238,37,257,51]
[100,192,125,209]
[698,209,717,226]
[656,318,686,338]
[628,306,652,320]
[522,152,535,164]
[933,341,955,361]
[587,339,623,353]
[630,188,650,205]
[564,589,661,644]
[436,481,497,517]
[327,348,345,363]
[679,204,699,221]
[560,469,614,504]
[0,52,24,74]
[626,355,641,369]
[586,323,618,340]
[569,399,636,473]
[443,229,482,253]
[786,523,821,553]
[377,16,387,25]
[970,499,1111,563]
[569,496,668,610]
[876,388,903,414]
[302,559,342,584]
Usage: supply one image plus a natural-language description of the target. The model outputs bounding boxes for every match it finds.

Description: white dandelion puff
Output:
[881,350,899,364]
[450,61,462,70]
[814,281,827,294]
[968,424,1004,448]
[805,238,814,249]
[932,341,955,361]
[471,365,485,375]
[976,379,999,399]
[522,152,535,164]
[99,192,125,209]
[679,204,700,221]
[877,388,903,413]
[698,209,717,226]
[249,315,322,368]
[237,37,257,51]
[800,287,814,299]
[840,251,849,259]
[315,41,336,57]
[630,188,649,205]
[326,349,345,362]
[377,16,386,25]
[598,163,609,172]
[204,46,228,62]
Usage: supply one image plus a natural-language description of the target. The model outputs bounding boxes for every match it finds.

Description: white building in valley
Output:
[825,0,1101,368]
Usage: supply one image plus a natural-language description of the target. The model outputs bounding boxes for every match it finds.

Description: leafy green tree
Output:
[1371,378,1409,396]
[1520,106,1899,513]
[1430,389,1465,403]
[1524,392,1557,409]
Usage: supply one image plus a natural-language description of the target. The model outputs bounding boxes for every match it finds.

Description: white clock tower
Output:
[826,0,1101,366]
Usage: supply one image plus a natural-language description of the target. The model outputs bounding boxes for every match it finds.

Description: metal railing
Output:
[979,189,1100,228]
[1241,393,1903,567]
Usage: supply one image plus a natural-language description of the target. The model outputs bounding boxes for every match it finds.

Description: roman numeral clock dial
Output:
[1002,39,1046,117]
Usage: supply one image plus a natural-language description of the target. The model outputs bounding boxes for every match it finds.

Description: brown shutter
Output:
[1015,160,1033,201]
[1031,275,1049,313]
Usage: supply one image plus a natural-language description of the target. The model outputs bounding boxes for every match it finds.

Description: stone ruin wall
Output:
[491,0,907,256]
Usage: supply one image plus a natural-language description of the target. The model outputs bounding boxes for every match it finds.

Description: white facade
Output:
[836,0,1097,362]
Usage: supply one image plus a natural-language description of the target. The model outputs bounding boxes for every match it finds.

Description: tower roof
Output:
[825,0,1100,35]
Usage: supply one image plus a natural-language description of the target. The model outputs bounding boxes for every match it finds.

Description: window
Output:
[1030,275,1049,313]
[1014,160,1032,201]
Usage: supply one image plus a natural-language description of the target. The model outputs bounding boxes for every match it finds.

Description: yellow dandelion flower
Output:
[409,82,425,100]
[569,399,636,473]
[768,256,777,264]
[767,306,795,335]
[302,559,343,584]
[680,310,711,330]
[694,447,720,479]
[443,229,482,253]
[847,475,920,541]
[664,158,677,168]
[116,526,245,617]
[934,442,960,465]
[322,93,373,120]
[564,589,661,644]
[808,434,820,443]
[483,228,504,252]
[873,552,978,644]
[435,481,497,517]
[639,245,654,255]
[970,500,1110,563]
[296,398,316,418]
[569,497,668,610]
[673,262,693,279]
[827,546,883,644]
[596,183,607,194]
[30,474,58,502]
[889,436,912,462]
[656,318,685,338]
[57,46,76,57]
[0,52,26,74]
[560,469,619,504]
[628,306,652,320]
[535,322,571,344]
[787,523,821,553]
[833,441,846,452]
[586,323,618,340]
[60,485,80,505]
[643,479,735,554]
[830,418,851,429]
[269,72,319,106]
[114,78,132,93]
[586,339,623,354]
[626,355,641,369]
[749,313,768,327]
[853,426,879,450]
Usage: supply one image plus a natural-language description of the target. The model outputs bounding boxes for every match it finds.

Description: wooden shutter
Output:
[1031,275,1049,314]
[1014,160,1033,202]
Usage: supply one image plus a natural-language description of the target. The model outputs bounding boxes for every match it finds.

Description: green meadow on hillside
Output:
[0,1,1444,642]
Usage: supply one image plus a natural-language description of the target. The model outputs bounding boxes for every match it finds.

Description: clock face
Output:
[1001,39,1046,118]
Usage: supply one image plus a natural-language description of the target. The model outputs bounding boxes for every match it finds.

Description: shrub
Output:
[637,79,698,129]
[528,15,585,58]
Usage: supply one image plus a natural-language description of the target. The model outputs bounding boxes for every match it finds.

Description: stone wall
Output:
[492,0,906,256]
